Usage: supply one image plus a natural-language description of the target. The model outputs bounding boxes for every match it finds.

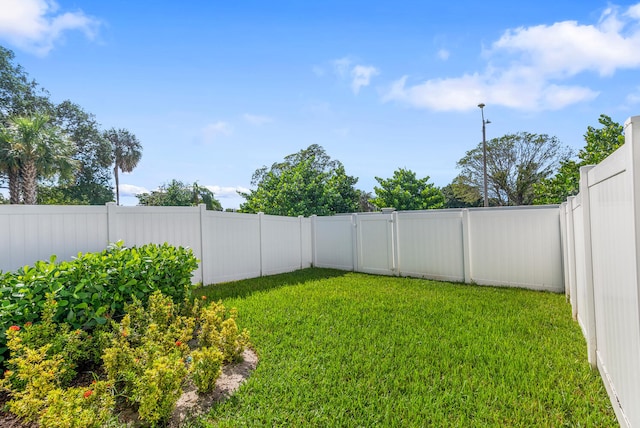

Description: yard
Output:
[192,268,617,427]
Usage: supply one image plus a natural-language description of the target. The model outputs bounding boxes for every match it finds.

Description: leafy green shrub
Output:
[200,302,249,363]
[0,242,199,364]
[2,288,250,426]
[39,381,115,428]
[7,295,97,386]
[191,346,224,393]
[135,355,188,425]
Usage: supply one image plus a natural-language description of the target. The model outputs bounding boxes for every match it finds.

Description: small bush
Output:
[2,285,250,426]
[191,346,224,393]
[0,242,199,364]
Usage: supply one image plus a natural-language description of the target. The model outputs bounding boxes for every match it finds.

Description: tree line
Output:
[236,115,623,216]
[0,44,624,214]
[0,46,142,206]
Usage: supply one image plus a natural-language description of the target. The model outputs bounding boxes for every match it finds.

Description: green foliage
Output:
[6,295,95,385]
[441,179,482,208]
[372,167,445,210]
[2,318,114,426]
[0,46,52,125]
[0,242,199,364]
[454,132,569,206]
[199,303,249,363]
[534,115,625,204]
[102,291,248,425]
[40,101,114,205]
[137,179,223,210]
[136,355,188,425]
[103,292,192,425]
[240,144,359,216]
[191,346,224,393]
[0,113,78,204]
[3,287,249,426]
[39,381,116,428]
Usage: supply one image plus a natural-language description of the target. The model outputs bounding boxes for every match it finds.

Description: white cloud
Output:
[243,114,273,125]
[205,185,250,198]
[333,57,353,77]
[383,3,640,111]
[437,49,450,61]
[625,86,640,104]
[351,65,379,94]
[331,56,380,94]
[201,121,232,144]
[0,0,100,55]
[119,184,149,197]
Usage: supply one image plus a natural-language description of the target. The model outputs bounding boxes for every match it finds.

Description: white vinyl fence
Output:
[0,205,312,285]
[312,206,563,292]
[561,115,640,428]
[6,122,640,427]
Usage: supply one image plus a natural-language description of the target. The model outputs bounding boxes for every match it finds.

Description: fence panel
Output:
[571,197,590,337]
[313,215,355,270]
[396,210,465,282]
[584,120,640,427]
[467,207,563,291]
[110,205,203,282]
[356,213,395,275]
[202,211,261,284]
[300,217,312,268]
[0,205,108,272]
[261,214,303,276]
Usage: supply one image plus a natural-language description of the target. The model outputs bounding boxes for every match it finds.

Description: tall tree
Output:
[0,125,21,203]
[0,46,52,196]
[136,179,222,210]
[356,189,376,212]
[372,168,445,210]
[442,177,482,208]
[534,115,625,204]
[104,128,142,205]
[1,114,77,204]
[455,132,569,206]
[239,144,359,216]
[0,46,52,124]
[41,101,114,204]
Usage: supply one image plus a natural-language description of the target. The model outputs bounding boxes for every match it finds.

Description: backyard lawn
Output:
[192,268,618,427]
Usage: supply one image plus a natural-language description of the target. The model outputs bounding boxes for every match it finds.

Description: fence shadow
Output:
[197,267,349,301]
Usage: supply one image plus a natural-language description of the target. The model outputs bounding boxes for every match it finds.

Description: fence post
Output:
[559,202,569,297]
[352,214,358,272]
[106,202,118,244]
[198,204,206,285]
[392,211,400,276]
[310,215,317,267]
[579,165,597,368]
[298,215,304,269]
[461,209,472,283]
[258,212,264,277]
[567,196,578,318]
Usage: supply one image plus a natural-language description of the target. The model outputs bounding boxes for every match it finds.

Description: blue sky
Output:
[1,0,640,208]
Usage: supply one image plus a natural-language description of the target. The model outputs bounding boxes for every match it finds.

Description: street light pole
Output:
[477,103,490,207]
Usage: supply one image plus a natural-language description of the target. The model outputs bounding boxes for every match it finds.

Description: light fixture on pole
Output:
[477,103,491,207]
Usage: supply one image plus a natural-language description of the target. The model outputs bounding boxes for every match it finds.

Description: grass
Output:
[191,268,617,427]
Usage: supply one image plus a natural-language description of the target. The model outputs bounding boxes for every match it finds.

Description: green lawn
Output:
[191,268,617,427]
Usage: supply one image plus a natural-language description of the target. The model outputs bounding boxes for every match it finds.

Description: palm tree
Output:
[0,126,22,203]
[104,128,142,205]
[1,114,77,204]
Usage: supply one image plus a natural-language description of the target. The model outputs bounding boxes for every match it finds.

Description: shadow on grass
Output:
[194,268,348,301]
